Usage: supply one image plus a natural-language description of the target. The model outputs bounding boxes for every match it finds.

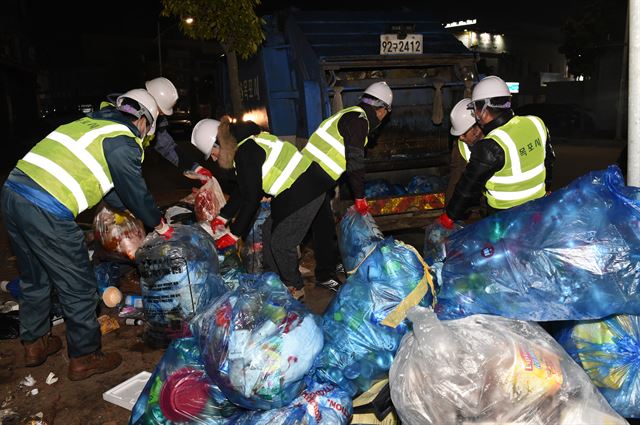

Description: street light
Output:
[157,17,194,76]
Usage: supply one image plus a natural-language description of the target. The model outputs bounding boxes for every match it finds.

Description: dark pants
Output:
[1,187,101,358]
[263,193,325,289]
[311,192,340,281]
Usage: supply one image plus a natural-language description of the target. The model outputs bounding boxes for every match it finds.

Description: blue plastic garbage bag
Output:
[406,175,446,194]
[191,273,324,410]
[240,201,270,273]
[436,165,640,321]
[338,207,384,274]
[314,238,434,397]
[228,378,352,424]
[555,315,640,418]
[365,179,406,198]
[136,224,227,348]
[130,337,239,425]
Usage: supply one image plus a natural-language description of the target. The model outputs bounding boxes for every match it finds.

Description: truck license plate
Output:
[380,34,423,55]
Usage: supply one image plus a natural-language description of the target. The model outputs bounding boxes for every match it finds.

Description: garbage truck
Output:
[223,9,476,231]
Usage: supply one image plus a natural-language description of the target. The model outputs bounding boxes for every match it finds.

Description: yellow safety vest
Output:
[481,115,548,209]
[16,117,144,216]
[237,132,312,196]
[302,106,369,180]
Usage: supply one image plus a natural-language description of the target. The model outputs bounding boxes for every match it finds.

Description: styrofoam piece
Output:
[103,371,152,411]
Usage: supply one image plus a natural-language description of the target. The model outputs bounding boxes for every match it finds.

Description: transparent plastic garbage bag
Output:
[389,307,628,425]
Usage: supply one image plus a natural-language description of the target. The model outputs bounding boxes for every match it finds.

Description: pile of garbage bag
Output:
[130,337,239,424]
[389,307,627,425]
[365,179,406,198]
[228,379,352,424]
[93,205,146,260]
[314,238,434,397]
[136,224,226,348]
[436,166,640,321]
[405,175,446,194]
[364,175,447,198]
[338,208,384,274]
[556,314,640,418]
[191,273,323,410]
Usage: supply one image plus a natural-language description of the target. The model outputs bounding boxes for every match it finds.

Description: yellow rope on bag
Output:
[381,242,436,329]
[346,242,380,275]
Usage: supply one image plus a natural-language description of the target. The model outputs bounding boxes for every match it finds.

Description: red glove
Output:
[210,215,228,238]
[155,218,175,240]
[438,213,455,230]
[215,232,239,250]
[354,198,370,215]
[194,165,213,179]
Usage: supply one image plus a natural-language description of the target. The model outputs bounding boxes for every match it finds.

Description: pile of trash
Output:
[104,165,640,423]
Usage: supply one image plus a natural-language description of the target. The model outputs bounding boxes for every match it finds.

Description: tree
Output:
[162,0,265,115]
[559,0,626,79]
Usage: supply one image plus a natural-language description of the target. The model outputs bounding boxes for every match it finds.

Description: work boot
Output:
[23,334,62,367]
[68,350,122,381]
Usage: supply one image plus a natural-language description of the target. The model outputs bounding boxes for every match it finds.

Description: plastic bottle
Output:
[125,318,144,326]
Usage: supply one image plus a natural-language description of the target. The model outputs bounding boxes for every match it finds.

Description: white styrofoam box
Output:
[103,371,152,411]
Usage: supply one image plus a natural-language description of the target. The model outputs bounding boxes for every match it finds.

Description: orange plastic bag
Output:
[93,205,146,260]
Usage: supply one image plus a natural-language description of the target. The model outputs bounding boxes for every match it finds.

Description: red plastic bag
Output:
[194,178,226,223]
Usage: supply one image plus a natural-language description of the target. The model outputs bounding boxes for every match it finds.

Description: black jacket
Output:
[218,140,265,238]
[338,103,380,199]
[446,111,555,220]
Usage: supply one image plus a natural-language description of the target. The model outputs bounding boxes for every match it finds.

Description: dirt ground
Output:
[0,140,624,425]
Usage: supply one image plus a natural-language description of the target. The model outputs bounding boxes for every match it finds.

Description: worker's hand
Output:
[190,164,213,184]
[438,212,455,230]
[354,198,370,216]
[210,215,228,238]
[215,232,239,250]
[155,218,175,240]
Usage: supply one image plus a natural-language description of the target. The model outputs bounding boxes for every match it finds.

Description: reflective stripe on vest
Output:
[458,139,471,162]
[302,106,369,180]
[16,117,143,216]
[238,132,312,196]
[484,115,547,209]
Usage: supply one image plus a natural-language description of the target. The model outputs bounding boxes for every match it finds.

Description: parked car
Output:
[515,103,595,138]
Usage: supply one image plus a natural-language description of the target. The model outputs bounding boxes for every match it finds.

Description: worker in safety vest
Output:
[300,81,393,291]
[444,98,484,203]
[1,89,174,381]
[439,76,555,229]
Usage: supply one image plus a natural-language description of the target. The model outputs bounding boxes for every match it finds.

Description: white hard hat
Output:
[471,76,511,102]
[116,89,159,127]
[191,118,221,159]
[450,98,476,136]
[362,81,393,108]
[145,77,178,116]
